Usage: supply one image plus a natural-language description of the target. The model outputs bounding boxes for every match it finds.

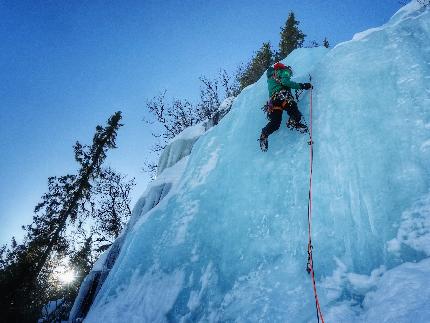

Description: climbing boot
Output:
[287,118,308,133]
[259,133,268,152]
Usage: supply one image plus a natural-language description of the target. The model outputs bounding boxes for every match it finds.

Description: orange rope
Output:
[307,85,325,323]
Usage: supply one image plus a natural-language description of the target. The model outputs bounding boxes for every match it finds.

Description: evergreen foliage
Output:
[70,236,94,279]
[237,11,307,91]
[0,112,135,322]
[323,37,330,48]
[32,112,123,280]
[278,12,306,60]
[238,42,274,90]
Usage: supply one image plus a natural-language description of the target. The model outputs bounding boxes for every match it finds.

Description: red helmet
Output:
[273,62,286,70]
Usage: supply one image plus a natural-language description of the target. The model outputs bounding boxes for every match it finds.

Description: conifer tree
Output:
[32,112,123,280]
[278,12,306,60]
[323,37,330,48]
[239,42,274,90]
[69,236,94,279]
[0,111,134,322]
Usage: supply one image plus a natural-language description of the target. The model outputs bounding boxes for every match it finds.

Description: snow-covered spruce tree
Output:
[278,12,306,61]
[239,42,274,90]
[0,111,135,322]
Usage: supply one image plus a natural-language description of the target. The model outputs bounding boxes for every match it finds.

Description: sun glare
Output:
[55,265,76,285]
[60,269,76,284]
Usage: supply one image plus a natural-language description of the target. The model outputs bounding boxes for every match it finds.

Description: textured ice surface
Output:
[85,2,430,322]
[70,156,189,321]
[71,93,234,321]
[158,124,205,175]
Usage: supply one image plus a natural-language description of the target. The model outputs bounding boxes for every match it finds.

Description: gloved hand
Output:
[300,83,312,90]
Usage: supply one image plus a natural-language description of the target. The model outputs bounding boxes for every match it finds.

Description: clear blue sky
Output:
[0,0,402,244]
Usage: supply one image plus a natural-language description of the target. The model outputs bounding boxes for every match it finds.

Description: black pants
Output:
[261,100,302,137]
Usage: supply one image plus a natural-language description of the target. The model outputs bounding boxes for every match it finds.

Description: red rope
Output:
[307,85,325,323]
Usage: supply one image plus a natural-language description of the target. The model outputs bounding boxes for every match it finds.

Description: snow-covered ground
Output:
[76,2,430,322]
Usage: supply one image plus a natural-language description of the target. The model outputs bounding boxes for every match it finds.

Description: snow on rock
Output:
[81,2,430,322]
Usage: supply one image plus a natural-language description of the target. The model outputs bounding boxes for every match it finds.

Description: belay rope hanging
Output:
[306,77,325,323]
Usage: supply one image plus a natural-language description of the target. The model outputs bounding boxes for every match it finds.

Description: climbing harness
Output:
[295,89,304,102]
[262,89,295,117]
[306,77,325,323]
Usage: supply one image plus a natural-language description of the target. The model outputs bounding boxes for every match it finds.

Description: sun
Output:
[60,269,76,284]
[54,265,76,285]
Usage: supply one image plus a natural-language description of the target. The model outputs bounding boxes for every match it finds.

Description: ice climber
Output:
[259,62,312,152]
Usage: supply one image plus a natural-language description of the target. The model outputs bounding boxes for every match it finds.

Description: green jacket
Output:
[266,66,302,97]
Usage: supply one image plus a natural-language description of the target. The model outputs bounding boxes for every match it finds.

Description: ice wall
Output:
[70,99,233,322]
[84,2,430,322]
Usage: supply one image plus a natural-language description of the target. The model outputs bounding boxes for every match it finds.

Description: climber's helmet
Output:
[273,62,293,76]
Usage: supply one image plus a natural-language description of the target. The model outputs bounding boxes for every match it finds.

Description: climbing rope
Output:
[306,80,325,323]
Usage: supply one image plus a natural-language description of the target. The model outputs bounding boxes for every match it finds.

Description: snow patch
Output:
[387,193,430,256]
[352,27,384,41]
[167,123,205,146]
[362,258,430,322]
